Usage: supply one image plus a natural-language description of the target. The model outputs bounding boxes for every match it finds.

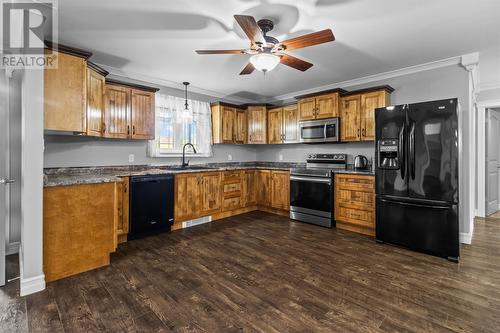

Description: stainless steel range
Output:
[290,153,347,227]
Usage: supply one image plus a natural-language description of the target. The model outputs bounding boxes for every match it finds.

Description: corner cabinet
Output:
[211,103,246,144]
[247,106,267,144]
[268,104,299,144]
[103,81,157,140]
[340,87,392,142]
[297,91,342,121]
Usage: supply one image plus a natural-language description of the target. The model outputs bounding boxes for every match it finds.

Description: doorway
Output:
[486,108,500,216]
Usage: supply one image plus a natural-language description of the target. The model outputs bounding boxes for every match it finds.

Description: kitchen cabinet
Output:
[43,182,118,282]
[211,103,246,144]
[247,106,267,144]
[340,87,392,142]
[174,172,222,223]
[335,174,375,236]
[44,48,108,135]
[271,171,290,210]
[297,92,340,121]
[242,170,257,206]
[103,81,157,140]
[116,177,129,244]
[222,171,243,212]
[268,104,299,144]
[256,170,271,206]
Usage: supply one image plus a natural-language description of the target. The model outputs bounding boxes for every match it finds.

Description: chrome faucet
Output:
[181,143,197,167]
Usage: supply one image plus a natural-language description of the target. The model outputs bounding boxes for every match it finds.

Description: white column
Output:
[19,68,45,296]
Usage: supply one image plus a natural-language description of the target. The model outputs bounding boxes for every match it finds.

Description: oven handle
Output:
[290,175,332,184]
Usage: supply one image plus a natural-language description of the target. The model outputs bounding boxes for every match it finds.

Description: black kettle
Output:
[354,155,369,169]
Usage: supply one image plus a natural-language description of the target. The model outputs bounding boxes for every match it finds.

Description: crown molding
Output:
[267,55,464,102]
[96,64,254,104]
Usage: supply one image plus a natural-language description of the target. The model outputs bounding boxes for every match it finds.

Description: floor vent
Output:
[182,216,212,229]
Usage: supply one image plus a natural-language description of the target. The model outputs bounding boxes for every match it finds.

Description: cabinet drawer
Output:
[222,171,242,182]
[336,189,374,207]
[336,206,374,228]
[336,174,374,192]
[223,182,241,194]
[222,196,241,211]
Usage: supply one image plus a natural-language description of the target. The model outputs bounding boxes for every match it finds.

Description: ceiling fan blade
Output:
[280,54,313,71]
[280,29,335,51]
[195,49,244,54]
[239,63,255,75]
[234,15,266,45]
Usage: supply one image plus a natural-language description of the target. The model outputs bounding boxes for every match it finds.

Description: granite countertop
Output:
[44,162,374,187]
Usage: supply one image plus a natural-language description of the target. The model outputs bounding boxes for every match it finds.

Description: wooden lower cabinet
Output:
[243,170,257,206]
[271,171,290,210]
[334,174,375,236]
[222,171,243,212]
[116,177,129,244]
[256,170,271,206]
[43,182,118,282]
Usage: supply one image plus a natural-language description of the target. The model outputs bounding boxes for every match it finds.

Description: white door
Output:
[0,70,12,286]
[487,110,500,215]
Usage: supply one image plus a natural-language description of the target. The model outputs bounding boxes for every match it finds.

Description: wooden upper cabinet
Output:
[316,93,339,119]
[341,94,361,142]
[104,84,130,139]
[221,106,235,143]
[360,90,390,141]
[130,89,155,140]
[268,107,283,144]
[44,50,87,133]
[103,82,157,140]
[283,104,299,144]
[271,171,290,210]
[247,106,267,144]
[298,97,316,121]
[340,87,392,142]
[86,68,105,136]
[297,92,340,121]
[234,108,247,144]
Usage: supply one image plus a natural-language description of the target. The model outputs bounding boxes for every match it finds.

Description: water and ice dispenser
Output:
[378,139,400,169]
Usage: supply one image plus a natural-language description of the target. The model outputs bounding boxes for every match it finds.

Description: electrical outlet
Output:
[227,154,233,161]
[279,154,283,161]
[128,154,135,163]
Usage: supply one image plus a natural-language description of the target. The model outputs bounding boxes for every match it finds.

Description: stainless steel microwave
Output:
[299,117,340,143]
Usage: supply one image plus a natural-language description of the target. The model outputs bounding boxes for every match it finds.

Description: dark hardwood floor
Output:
[2,211,500,332]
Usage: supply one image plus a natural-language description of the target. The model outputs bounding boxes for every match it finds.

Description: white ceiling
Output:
[56,0,500,102]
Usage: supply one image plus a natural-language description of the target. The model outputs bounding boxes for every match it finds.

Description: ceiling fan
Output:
[195,15,335,75]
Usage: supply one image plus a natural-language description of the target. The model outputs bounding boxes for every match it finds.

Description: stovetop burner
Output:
[291,153,347,177]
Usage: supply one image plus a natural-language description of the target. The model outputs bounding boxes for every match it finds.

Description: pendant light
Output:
[183,82,190,110]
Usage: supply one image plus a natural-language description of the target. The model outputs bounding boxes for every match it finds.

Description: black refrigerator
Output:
[375,98,459,262]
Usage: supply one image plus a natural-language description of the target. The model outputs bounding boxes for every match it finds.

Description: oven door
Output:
[290,175,332,217]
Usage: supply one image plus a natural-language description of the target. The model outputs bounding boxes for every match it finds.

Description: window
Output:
[148,94,213,157]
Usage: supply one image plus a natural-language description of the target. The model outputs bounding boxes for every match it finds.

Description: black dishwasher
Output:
[129,175,174,240]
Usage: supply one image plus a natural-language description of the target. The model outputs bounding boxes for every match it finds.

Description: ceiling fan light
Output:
[250,53,280,72]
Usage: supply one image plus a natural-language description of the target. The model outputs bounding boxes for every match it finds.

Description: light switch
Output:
[128,154,135,163]
[228,154,233,161]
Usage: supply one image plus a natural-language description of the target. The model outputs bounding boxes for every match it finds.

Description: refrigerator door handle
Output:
[409,121,416,179]
[399,124,405,180]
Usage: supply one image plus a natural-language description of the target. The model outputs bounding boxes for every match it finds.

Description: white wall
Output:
[20,68,45,296]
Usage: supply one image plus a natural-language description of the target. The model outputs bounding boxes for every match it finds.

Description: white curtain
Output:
[148,93,213,157]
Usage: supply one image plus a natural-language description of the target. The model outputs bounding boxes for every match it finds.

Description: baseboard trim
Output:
[6,241,20,255]
[20,274,46,296]
[460,232,472,245]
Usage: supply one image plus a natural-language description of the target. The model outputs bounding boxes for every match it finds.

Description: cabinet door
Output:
[360,91,388,141]
[104,84,130,139]
[271,171,290,210]
[222,106,235,143]
[243,170,257,206]
[247,106,267,144]
[86,68,105,137]
[200,173,222,215]
[283,104,298,143]
[340,95,361,142]
[234,109,247,144]
[256,170,271,206]
[316,93,339,119]
[298,97,316,120]
[174,174,201,221]
[116,177,129,244]
[44,50,87,132]
[268,108,283,144]
[131,89,155,140]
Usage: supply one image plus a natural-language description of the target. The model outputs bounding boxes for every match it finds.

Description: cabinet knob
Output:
[127,125,130,136]
[132,125,136,135]
[102,123,106,133]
